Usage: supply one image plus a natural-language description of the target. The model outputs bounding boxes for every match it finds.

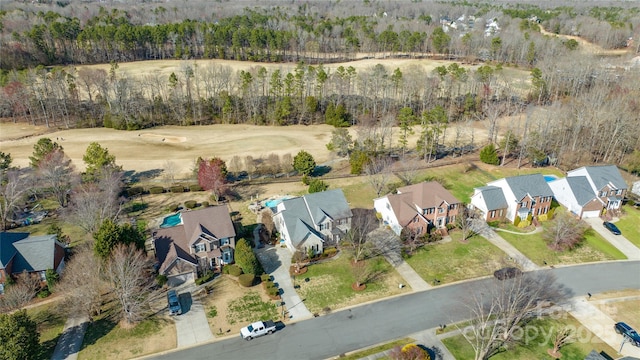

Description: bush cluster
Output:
[149,186,164,194]
[167,204,179,212]
[127,186,144,197]
[238,273,255,287]
[170,186,185,193]
[184,200,197,209]
[201,201,209,208]
[189,184,203,192]
[266,286,279,297]
[156,274,168,287]
[195,271,216,285]
[322,248,338,257]
[226,264,243,276]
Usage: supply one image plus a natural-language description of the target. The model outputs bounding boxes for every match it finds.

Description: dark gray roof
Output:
[584,350,607,360]
[581,165,627,190]
[504,174,553,200]
[0,232,29,268]
[12,234,59,273]
[280,189,352,248]
[476,186,508,210]
[566,176,598,206]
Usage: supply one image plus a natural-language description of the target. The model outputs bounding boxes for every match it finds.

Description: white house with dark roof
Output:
[153,205,236,286]
[470,185,509,222]
[548,176,603,218]
[566,165,627,214]
[471,174,554,223]
[273,189,352,255]
[0,232,66,294]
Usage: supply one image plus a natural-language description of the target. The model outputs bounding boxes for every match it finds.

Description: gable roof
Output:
[397,181,461,209]
[386,192,421,226]
[503,174,553,200]
[565,176,599,206]
[279,189,352,248]
[12,234,60,273]
[475,186,508,211]
[0,232,29,269]
[572,165,627,190]
[154,206,235,274]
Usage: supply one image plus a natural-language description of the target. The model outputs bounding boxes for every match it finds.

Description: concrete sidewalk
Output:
[255,244,313,320]
[353,328,455,360]
[584,218,640,260]
[51,316,88,360]
[483,229,540,271]
[567,297,640,358]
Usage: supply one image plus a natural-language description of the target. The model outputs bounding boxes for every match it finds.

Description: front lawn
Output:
[28,302,67,359]
[596,298,640,330]
[405,232,510,285]
[79,308,175,360]
[498,228,626,266]
[443,314,618,360]
[616,205,640,247]
[295,254,409,314]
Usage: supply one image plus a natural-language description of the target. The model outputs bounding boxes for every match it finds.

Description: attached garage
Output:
[167,272,194,287]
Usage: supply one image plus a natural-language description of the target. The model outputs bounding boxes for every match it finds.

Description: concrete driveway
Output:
[174,291,213,348]
[584,218,640,260]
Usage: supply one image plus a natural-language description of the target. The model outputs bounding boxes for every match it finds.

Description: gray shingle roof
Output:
[581,165,627,190]
[12,234,59,273]
[476,186,508,210]
[0,232,29,268]
[504,174,553,200]
[566,176,598,206]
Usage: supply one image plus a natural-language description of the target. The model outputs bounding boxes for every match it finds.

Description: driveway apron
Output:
[51,316,88,360]
[174,290,213,348]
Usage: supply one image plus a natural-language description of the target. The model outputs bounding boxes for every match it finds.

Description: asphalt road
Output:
[147,261,640,360]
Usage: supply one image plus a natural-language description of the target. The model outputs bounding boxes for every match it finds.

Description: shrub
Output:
[201,201,209,208]
[547,207,556,219]
[170,186,185,193]
[189,184,203,192]
[260,274,271,282]
[263,280,274,289]
[37,287,51,298]
[513,216,521,227]
[149,186,164,194]
[238,273,255,287]
[208,306,218,318]
[227,264,243,276]
[184,200,197,209]
[487,220,500,227]
[323,248,338,257]
[267,286,280,297]
[195,271,216,285]
[156,274,168,287]
[167,204,179,212]
[479,144,500,165]
[127,186,144,197]
[389,343,430,360]
[308,178,329,193]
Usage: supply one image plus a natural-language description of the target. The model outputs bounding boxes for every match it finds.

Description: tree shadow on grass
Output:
[123,169,164,184]
[80,317,117,351]
[313,165,331,177]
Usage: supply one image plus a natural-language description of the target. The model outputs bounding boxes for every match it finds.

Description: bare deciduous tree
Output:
[0,169,29,230]
[37,149,77,207]
[542,210,588,251]
[365,156,393,197]
[66,170,123,234]
[394,161,420,186]
[104,244,154,326]
[57,242,106,321]
[280,153,293,175]
[456,206,481,242]
[459,271,567,360]
[0,271,41,312]
[342,208,379,262]
[549,326,574,358]
[162,160,178,185]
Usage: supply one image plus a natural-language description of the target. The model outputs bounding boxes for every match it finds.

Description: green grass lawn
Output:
[338,337,415,360]
[27,302,67,359]
[226,291,278,325]
[405,232,511,284]
[295,254,408,314]
[616,205,640,247]
[443,314,618,360]
[498,228,626,266]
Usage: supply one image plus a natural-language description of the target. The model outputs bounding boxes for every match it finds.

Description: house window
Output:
[221,238,229,246]
[490,210,496,218]
[40,271,47,280]
[416,227,422,234]
[600,191,606,197]
[195,243,206,253]
[499,209,504,216]
[386,203,391,210]
[616,189,622,195]
[439,207,444,214]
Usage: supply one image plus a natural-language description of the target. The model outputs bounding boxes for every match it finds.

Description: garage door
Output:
[167,272,194,287]
[581,210,601,219]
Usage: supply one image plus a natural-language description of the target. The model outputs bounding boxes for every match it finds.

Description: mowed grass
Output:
[597,298,640,330]
[296,254,409,314]
[405,232,510,284]
[27,303,67,359]
[442,314,618,360]
[498,227,626,266]
[79,307,175,360]
[226,291,278,325]
[338,337,416,360]
[616,205,640,247]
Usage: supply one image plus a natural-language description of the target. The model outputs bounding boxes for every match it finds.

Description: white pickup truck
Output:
[240,320,277,340]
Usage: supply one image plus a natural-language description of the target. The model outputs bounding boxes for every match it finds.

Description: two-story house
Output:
[0,232,66,294]
[273,189,352,255]
[374,181,462,236]
[566,165,627,216]
[153,205,236,286]
[471,174,553,224]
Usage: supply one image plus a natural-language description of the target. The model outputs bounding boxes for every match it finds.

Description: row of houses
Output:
[1,165,626,289]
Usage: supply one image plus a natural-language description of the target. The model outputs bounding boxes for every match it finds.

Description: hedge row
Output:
[127,184,205,196]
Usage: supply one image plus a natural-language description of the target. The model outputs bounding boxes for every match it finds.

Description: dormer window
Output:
[195,243,206,253]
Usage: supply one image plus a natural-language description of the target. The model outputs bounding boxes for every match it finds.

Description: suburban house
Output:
[470,174,553,224]
[548,177,603,219]
[374,181,462,236]
[566,165,627,216]
[153,205,236,286]
[273,189,352,255]
[0,232,66,294]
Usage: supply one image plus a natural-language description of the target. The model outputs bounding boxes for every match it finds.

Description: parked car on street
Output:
[167,289,182,316]
[240,320,277,340]
[603,221,622,235]
[614,322,640,347]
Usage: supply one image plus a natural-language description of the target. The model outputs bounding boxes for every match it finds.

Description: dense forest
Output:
[0,0,639,171]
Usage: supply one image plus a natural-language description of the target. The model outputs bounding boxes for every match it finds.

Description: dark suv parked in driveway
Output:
[615,322,640,347]
[603,221,621,235]
[167,290,182,316]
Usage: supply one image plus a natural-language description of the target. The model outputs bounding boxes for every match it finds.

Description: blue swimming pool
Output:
[264,196,293,209]
[544,175,558,182]
[160,213,182,228]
